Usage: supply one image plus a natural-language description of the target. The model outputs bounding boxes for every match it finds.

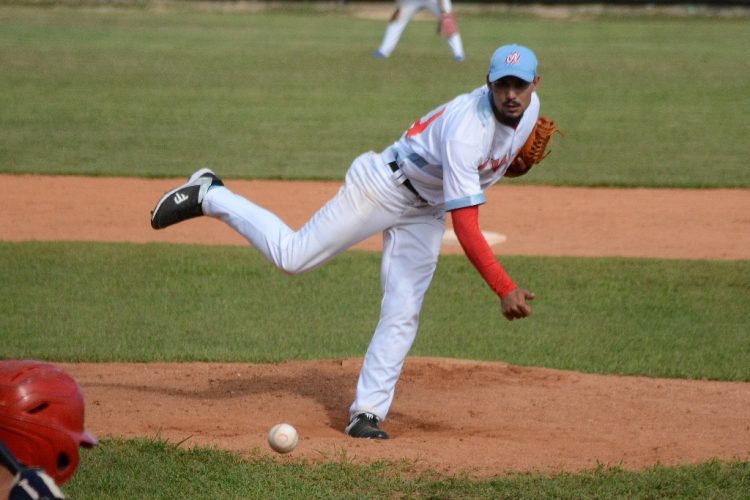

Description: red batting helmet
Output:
[0,360,97,484]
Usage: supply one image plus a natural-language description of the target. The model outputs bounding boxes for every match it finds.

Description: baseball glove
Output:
[437,13,458,38]
[505,116,561,178]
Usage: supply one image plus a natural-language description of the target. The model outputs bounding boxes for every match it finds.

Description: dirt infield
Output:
[4,174,750,477]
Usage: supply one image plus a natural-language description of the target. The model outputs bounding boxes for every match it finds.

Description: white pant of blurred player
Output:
[202,152,446,422]
[376,0,465,61]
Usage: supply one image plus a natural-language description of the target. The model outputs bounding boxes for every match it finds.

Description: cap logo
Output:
[505,51,521,65]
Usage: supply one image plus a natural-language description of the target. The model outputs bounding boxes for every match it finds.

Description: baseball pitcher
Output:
[151,44,557,439]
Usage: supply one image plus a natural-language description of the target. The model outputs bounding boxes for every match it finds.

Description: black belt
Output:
[388,161,424,201]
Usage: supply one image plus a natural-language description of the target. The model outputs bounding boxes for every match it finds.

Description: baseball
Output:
[267,423,298,454]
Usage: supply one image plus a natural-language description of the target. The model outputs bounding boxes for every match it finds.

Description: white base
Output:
[442,229,507,246]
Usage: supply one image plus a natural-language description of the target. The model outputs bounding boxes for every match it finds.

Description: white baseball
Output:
[267,423,298,454]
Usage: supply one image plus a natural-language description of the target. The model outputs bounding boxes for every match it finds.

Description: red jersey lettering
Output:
[477,156,507,172]
[406,107,445,138]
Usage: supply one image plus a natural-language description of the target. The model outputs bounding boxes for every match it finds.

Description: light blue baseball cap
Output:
[488,44,538,83]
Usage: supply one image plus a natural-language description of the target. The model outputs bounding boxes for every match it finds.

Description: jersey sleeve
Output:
[451,205,516,298]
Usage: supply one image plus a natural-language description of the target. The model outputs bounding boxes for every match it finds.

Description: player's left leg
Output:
[348,204,445,431]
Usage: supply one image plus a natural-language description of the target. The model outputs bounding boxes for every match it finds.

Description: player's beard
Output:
[490,93,523,127]
[498,99,524,127]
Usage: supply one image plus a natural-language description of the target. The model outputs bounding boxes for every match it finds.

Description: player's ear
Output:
[532,75,541,89]
[486,74,491,89]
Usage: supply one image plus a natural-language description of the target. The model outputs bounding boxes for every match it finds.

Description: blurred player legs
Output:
[375,0,465,61]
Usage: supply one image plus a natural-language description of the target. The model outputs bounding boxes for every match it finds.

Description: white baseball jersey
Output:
[383,85,540,209]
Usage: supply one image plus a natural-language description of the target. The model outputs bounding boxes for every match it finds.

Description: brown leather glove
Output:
[506,116,561,178]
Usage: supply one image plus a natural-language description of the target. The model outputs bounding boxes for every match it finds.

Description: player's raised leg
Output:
[200,153,412,274]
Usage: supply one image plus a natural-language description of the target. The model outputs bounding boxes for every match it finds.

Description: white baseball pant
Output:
[202,152,446,421]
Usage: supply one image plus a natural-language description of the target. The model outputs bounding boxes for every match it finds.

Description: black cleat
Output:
[150,168,223,229]
[345,412,390,439]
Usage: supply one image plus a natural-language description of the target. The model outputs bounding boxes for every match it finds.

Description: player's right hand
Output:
[500,287,535,320]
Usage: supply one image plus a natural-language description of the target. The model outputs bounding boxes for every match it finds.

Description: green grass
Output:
[0,4,749,186]
[65,438,750,499]
[2,241,749,381]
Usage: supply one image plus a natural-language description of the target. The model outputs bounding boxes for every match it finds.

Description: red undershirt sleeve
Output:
[451,205,516,298]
